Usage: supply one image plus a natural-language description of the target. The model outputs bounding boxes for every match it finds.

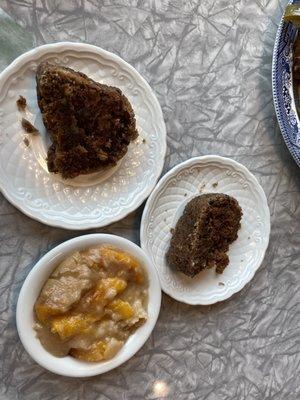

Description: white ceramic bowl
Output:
[141,155,270,305]
[16,234,161,377]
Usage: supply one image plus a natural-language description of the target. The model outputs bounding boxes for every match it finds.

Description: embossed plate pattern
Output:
[0,42,166,229]
[141,156,270,305]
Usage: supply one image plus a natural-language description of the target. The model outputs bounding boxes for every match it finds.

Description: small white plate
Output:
[0,42,166,229]
[140,155,270,305]
[16,234,161,377]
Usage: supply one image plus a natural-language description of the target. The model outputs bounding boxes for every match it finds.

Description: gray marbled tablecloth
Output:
[0,1,299,399]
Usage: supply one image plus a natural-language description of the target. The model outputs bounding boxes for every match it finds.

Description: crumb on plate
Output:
[199,183,206,192]
[21,118,39,135]
[16,95,27,111]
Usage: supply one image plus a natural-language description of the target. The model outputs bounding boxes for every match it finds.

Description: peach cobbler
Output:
[34,245,148,362]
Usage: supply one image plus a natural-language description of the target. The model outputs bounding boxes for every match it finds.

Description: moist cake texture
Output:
[166,193,242,277]
[36,62,138,179]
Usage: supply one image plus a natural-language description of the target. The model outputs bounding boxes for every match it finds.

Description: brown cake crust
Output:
[166,193,242,277]
[36,62,138,179]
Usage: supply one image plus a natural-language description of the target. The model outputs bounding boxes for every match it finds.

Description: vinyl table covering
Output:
[0,1,299,399]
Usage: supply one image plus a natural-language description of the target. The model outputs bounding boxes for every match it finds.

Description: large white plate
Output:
[0,42,166,229]
[140,155,270,305]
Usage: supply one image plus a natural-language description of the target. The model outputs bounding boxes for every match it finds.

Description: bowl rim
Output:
[16,233,161,377]
[140,155,271,305]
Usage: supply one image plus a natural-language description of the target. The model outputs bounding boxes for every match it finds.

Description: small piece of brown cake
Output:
[36,62,138,179]
[16,95,27,111]
[21,118,39,134]
[166,193,242,277]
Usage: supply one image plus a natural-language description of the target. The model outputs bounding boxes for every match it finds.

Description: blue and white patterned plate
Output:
[272,0,300,166]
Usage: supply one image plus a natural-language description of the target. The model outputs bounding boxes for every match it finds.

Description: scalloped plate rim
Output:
[0,42,167,229]
[140,155,271,305]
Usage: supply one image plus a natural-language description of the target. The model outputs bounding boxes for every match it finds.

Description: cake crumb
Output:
[170,228,175,234]
[16,95,27,111]
[21,118,39,135]
[142,138,146,143]
[212,182,218,188]
[23,137,30,147]
[199,183,206,192]
[218,282,225,286]
[184,193,187,197]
